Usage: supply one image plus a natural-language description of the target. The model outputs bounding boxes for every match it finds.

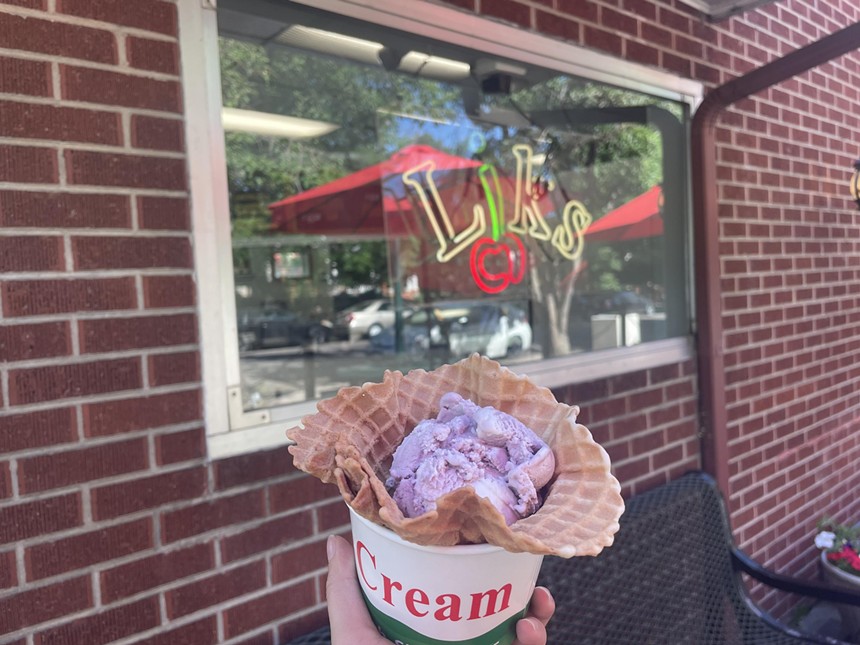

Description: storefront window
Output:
[217,2,691,413]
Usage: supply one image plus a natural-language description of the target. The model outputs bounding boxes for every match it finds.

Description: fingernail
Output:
[326,535,336,562]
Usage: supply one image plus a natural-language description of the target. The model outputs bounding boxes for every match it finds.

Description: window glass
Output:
[217,3,690,412]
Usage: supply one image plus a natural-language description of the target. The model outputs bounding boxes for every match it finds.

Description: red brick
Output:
[272,538,327,583]
[132,617,218,645]
[74,236,192,270]
[2,277,137,317]
[556,0,597,21]
[34,597,159,645]
[161,490,265,544]
[91,467,206,520]
[84,389,201,437]
[131,115,184,153]
[166,561,266,619]
[0,550,15,588]
[270,474,335,514]
[0,56,51,96]
[0,461,10,499]
[584,26,623,56]
[600,6,638,35]
[317,498,350,532]
[149,351,200,387]
[100,541,214,602]
[0,145,57,183]
[58,0,177,36]
[155,426,205,465]
[626,40,659,67]
[127,36,179,75]
[609,370,648,394]
[137,196,190,231]
[0,408,76,453]
[0,493,81,544]
[215,446,294,490]
[65,150,186,190]
[143,274,195,308]
[0,101,121,145]
[0,576,91,635]
[0,236,63,272]
[0,13,116,64]
[61,65,181,113]
[0,191,131,228]
[622,0,656,21]
[223,579,315,639]
[8,357,141,405]
[535,10,580,42]
[0,321,71,361]
[26,517,152,580]
[0,0,45,8]
[481,0,531,28]
[79,313,196,354]
[220,512,314,563]
[19,436,149,494]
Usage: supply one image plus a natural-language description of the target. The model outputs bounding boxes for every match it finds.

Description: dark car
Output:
[237,307,331,351]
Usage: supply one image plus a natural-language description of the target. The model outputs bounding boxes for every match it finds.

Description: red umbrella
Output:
[585,185,663,242]
[268,144,482,237]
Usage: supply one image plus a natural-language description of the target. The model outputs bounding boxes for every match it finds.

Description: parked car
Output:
[237,307,331,351]
[368,307,449,356]
[447,302,532,359]
[332,299,398,342]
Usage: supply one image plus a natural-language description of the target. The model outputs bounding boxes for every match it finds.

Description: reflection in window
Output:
[217,2,690,411]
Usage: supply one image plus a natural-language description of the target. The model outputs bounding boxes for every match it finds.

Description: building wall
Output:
[0,0,857,642]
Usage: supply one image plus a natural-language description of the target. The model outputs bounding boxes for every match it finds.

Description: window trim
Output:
[180,0,702,459]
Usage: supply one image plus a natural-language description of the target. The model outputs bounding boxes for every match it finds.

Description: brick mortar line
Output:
[0,93,186,121]
[0,307,198,325]
[733,466,860,536]
[726,399,860,449]
[0,136,186,159]
[4,425,201,461]
[0,3,180,42]
[0,182,188,197]
[0,266,195,280]
[0,44,181,81]
[2,341,200,369]
[0,383,202,418]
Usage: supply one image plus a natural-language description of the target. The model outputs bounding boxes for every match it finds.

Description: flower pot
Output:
[820,551,860,638]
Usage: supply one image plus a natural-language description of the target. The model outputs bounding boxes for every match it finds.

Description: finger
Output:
[529,586,555,625]
[325,535,380,643]
[514,616,547,645]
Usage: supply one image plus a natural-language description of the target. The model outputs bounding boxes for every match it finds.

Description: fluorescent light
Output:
[398,52,471,81]
[221,107,338,139]
[275,24,383,65]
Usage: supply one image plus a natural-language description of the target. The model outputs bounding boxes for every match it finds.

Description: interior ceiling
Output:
[677,0,781,21]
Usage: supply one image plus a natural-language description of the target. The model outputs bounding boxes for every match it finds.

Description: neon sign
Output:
[402,144,592,294]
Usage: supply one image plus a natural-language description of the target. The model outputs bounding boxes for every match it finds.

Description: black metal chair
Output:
[287,471,860,644]
[538,471,860,644]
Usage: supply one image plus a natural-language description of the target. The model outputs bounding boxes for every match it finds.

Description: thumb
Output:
[325,535,380,643]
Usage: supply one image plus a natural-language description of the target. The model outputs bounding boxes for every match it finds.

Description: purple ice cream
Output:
[386,393,555,525]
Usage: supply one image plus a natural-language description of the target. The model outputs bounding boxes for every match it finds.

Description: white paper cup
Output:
[349,507,544,645]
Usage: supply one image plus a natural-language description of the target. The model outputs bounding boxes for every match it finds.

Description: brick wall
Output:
[0,0,857,642]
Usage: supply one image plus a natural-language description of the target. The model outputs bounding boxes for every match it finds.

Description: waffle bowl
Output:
[287,354,623,558]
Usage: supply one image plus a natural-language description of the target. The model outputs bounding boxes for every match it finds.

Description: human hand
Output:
[325,534,555,645]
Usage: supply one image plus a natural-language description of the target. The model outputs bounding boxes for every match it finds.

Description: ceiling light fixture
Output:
[221,107,339,139]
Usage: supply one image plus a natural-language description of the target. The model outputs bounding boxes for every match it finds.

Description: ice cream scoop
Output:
[386,393,555,525]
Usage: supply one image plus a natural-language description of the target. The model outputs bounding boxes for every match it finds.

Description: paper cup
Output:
[349,507,544,645]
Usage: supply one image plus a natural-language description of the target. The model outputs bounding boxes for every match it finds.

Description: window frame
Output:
[179,0,703,459]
